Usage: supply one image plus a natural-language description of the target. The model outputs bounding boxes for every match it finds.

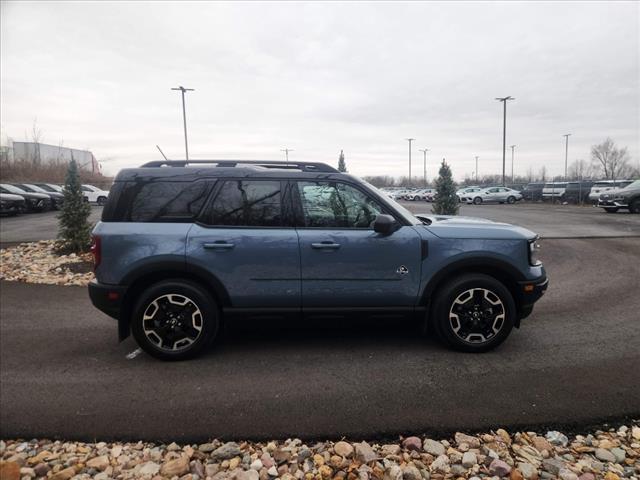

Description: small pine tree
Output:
[58,159,92,253]
[338,150,347,172]
[432,159,459,215]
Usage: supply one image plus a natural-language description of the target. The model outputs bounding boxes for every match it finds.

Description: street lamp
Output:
[510,145,516,184]
[280,148,294,162]
[406,138,415,186]
[563,134,571,179]
[171,86,194,160]
[419,148,430,186]
[475,156,479,182]
[496,96,515,186]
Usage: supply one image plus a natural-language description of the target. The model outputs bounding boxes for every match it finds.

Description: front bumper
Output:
[516,275,549,322]
[598,200,628,208]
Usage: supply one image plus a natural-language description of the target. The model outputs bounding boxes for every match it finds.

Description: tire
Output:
[507,196,516,204]
[431,273,515,352]
[473,197,482,205]
[629,199,640,214]
[131,280,219,361]
[97,196,108,206]
[604,208,619,213]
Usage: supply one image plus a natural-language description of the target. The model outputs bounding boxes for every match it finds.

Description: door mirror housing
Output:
[373,214,400,235]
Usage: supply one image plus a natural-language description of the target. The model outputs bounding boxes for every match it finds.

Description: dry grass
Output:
[0,159,113,189]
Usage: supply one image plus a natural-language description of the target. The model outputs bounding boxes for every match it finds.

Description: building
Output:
[3,141,101,173]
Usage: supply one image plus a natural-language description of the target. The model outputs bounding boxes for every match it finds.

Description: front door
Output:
[186,179,300,308]
[293,180,422,308]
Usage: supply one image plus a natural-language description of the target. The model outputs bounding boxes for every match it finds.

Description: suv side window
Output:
[296,181,383,228]
[207,180,283,227]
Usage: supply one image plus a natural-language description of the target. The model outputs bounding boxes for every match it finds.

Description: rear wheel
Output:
[432,274,515,352]
[507,196,516,204]
[473,197,482,205]
[131,280,219,361]
[97,196,108,206]
[629,199,640,214]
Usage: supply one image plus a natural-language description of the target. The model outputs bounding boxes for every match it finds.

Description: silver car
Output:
[466,187,523,205]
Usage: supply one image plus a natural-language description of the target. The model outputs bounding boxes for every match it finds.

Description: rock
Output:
[206,464,219,477]
[558,469,578,480]
[261,453,275,469]
[517,462,538,480]
[455,433,480,449]
[0,461,20,480]
[167,442,180,451]
[110,445,123,458]
[531,437,553,454]
[213,443,242,461]
[383,465,402,480]
[422,440,445,457]
[402,437,422,452]
[381,445,401,457]
[632,426,640,440]
[497,429,512,445]
[334,441,354,458]
[462,451,477,469]
[94,473,109,480]
[49,466,77,480]
[273,450,291,465]
[192,460,205,478]
[610,447,625,463]
[402,465,422,480]
[489,459,512,477]
[268,466,278,476]
[541,458,565,476]
[251,459,264,470]
[199,443,216,453]
[139,461,161,476]
[161,456,190,477]
[451,465,467,476]
[33,463,50,477]
[354,442,377,464]
[510,469,524,480]
[229,457,241,470]
[577,474,595,480]
[594,448,616,463]
[603,473,620,480]
[545,431,568,447]
[87,455,110,471]
[430,455,449,473]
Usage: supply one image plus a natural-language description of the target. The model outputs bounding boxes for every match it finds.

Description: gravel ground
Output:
[0,240,93,286]
[1,426,638,480]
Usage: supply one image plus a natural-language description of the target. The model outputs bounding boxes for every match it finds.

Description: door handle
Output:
[311,242,341,250]
[203,242,235,250]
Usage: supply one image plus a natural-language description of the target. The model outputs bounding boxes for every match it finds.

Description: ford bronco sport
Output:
[89,160,548,360]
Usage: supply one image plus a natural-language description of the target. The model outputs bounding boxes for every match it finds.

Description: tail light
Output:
[90,235,101,271]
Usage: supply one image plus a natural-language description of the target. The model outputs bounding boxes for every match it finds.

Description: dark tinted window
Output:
[296,181,383,228]
[103,180,212,222]
[208,180,282,226]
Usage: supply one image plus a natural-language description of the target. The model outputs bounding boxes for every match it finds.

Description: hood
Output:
[0,193,26,201]
[414,214,536,240]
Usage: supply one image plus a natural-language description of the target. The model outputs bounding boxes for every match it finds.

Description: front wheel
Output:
[507,196,516,204]
[604,207,619,213]
[131,280,219,361]
[473,197,482,205]
[432,274,515,352]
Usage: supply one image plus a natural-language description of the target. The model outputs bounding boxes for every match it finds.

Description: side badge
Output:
[396,265,409,275]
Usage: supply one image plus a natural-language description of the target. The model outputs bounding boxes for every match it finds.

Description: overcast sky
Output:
[1,1,638,180]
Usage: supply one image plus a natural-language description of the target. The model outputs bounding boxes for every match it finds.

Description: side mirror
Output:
[373,214,400,235]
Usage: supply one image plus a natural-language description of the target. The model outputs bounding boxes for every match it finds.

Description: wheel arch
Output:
[420,257,526,328]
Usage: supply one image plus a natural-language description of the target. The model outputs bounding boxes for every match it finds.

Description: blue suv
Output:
[89,160,548,360]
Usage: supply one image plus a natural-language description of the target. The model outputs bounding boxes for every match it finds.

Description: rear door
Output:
[186,179,301,308]
[293,180,422,308]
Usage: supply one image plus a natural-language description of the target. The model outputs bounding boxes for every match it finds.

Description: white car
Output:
[456,187,483,202]
[465,187,523,205]
[81,184,110,205]
[542,182,568,201]
[588,180,633,203]
[405,188,433,201]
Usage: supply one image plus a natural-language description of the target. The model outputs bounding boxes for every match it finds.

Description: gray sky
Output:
[1,1,638,180]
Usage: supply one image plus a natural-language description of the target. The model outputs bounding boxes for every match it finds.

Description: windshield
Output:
[0,184,26,194]
[36,184,58,192]
[24,184,48,193]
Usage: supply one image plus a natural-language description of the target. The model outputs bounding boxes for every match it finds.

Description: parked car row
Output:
[597,179,640,213]
[521,180,634,203]
[459,187,523,205]
[0,183,110,216]
[380,188,436,201]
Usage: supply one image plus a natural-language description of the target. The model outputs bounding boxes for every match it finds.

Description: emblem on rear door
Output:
[396,265,409,275]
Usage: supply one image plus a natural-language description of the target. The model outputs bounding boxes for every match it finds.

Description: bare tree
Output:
[591,138,631,180]
[539,166,548,182]
[568,159,594,180]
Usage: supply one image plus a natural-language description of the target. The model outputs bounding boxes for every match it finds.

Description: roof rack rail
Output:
[139,159,339,173]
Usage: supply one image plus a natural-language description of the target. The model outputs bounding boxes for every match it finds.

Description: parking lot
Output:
[1,200,639,440]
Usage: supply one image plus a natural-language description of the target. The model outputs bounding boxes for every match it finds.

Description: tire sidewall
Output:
[507,196,515,204]
[473,197,482,205]
[131,280,219,360]
[433,274,515,352]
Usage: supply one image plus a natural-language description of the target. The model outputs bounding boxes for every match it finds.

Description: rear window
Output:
[102,180,213,222]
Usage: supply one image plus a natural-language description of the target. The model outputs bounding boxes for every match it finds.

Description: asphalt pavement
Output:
[1,235,639,442]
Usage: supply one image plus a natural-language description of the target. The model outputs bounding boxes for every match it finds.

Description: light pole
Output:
[510,145,516,184]
[474,156,479,182]
[563,134,571,179]
[171,86,194,160]
[406,138,415,186]
[496,96,515,186]
[419,148,429,186]
[280,148,294,162]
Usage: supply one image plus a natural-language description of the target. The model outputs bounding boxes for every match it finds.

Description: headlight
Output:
[528,238,541,266]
